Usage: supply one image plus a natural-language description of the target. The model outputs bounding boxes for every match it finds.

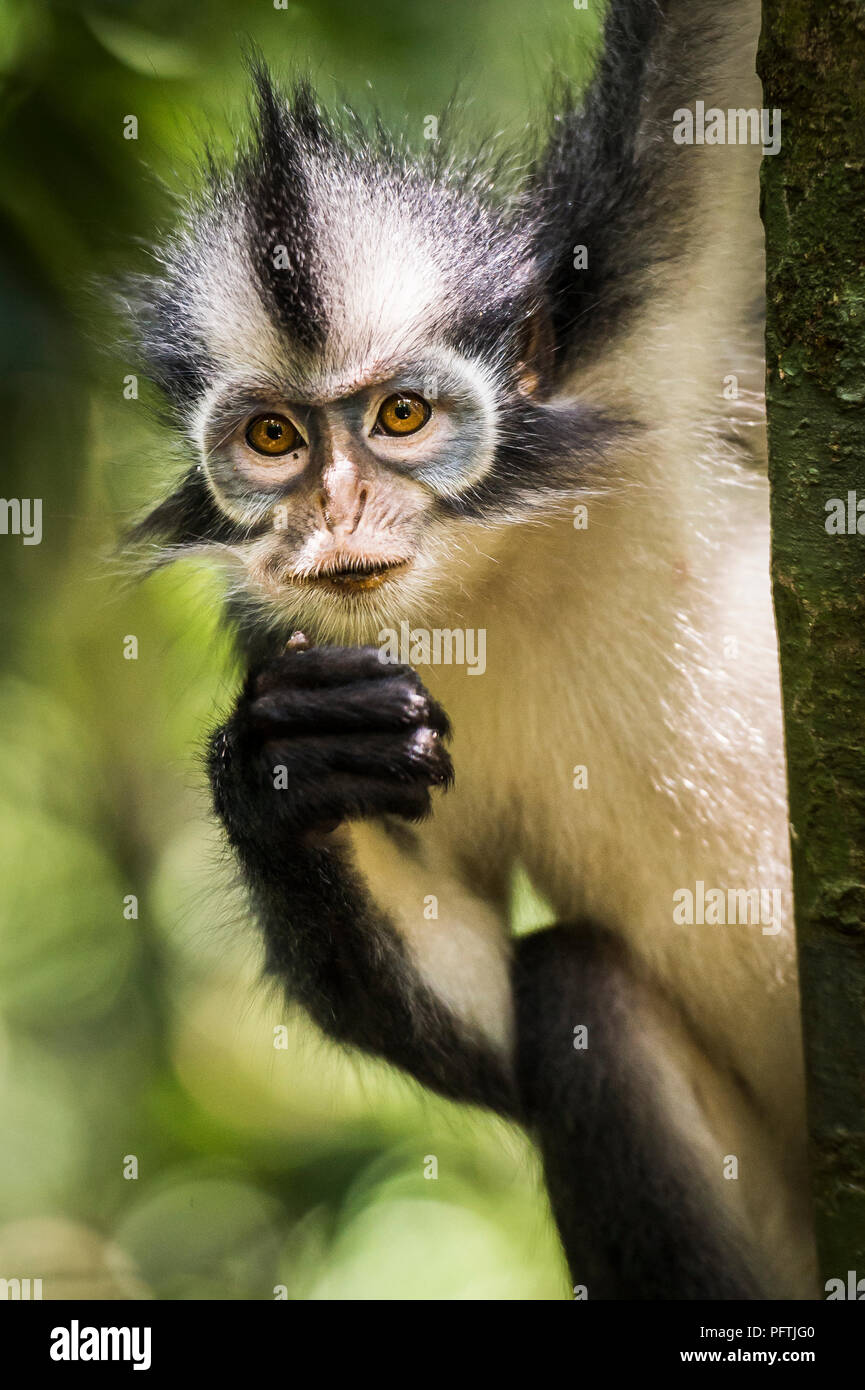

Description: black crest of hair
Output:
[237,61,330,354]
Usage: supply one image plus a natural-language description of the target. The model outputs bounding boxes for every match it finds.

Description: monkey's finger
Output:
[248,678,451,738]
[300,773,434,826]
[251,646,422,695]
[258,728,454,787]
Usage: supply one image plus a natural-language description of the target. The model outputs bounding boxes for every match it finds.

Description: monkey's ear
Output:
[514,304,556,400]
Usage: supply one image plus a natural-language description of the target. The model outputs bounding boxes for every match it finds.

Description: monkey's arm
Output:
[207,645,516,1115]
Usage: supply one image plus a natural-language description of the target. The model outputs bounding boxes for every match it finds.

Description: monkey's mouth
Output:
[294,557,412,593]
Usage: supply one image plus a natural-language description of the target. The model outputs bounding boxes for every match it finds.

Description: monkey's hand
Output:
[207,645,453,853]
[203,646,513,1111]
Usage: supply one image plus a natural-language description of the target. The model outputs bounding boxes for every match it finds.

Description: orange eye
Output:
[375,393,431,437]
[246,414,304,456]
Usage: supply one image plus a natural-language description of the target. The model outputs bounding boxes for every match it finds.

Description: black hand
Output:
[202,643,513,1114]
[207,644,453,857]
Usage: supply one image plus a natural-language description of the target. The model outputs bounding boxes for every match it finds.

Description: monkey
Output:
[124,0,819,1299]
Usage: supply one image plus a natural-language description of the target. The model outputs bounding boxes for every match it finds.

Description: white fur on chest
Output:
[422,439,799,1119]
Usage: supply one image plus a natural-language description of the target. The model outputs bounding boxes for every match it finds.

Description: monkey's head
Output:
[128,67,625,647]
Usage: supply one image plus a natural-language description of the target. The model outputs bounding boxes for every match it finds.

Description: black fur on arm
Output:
[513,924,768,1300]
[207,643,517,1116]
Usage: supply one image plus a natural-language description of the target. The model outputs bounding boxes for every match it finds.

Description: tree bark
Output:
[759,0,865,1289]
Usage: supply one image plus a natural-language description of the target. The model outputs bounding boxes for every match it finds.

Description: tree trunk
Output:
[759,0,865,1290]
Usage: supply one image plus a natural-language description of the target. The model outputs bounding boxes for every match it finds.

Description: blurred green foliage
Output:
[0,0,600,1299]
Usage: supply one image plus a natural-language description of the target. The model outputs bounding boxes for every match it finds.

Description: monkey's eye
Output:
[245,414,304,456]
[374,393,431,437]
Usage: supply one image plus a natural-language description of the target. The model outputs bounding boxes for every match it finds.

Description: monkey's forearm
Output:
[207,647,516,1114]
[241,840,516,1113]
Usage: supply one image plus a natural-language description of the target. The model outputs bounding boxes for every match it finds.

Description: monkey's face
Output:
[191,344,501,642]
[131,73,619,644]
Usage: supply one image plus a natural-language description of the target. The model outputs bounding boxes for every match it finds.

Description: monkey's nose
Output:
[316,478,369,535]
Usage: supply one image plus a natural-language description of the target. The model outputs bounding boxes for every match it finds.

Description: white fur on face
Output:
[307,159,449,370]
[179,217,292,390]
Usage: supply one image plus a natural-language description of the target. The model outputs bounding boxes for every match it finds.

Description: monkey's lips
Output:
[294,557,412,594]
